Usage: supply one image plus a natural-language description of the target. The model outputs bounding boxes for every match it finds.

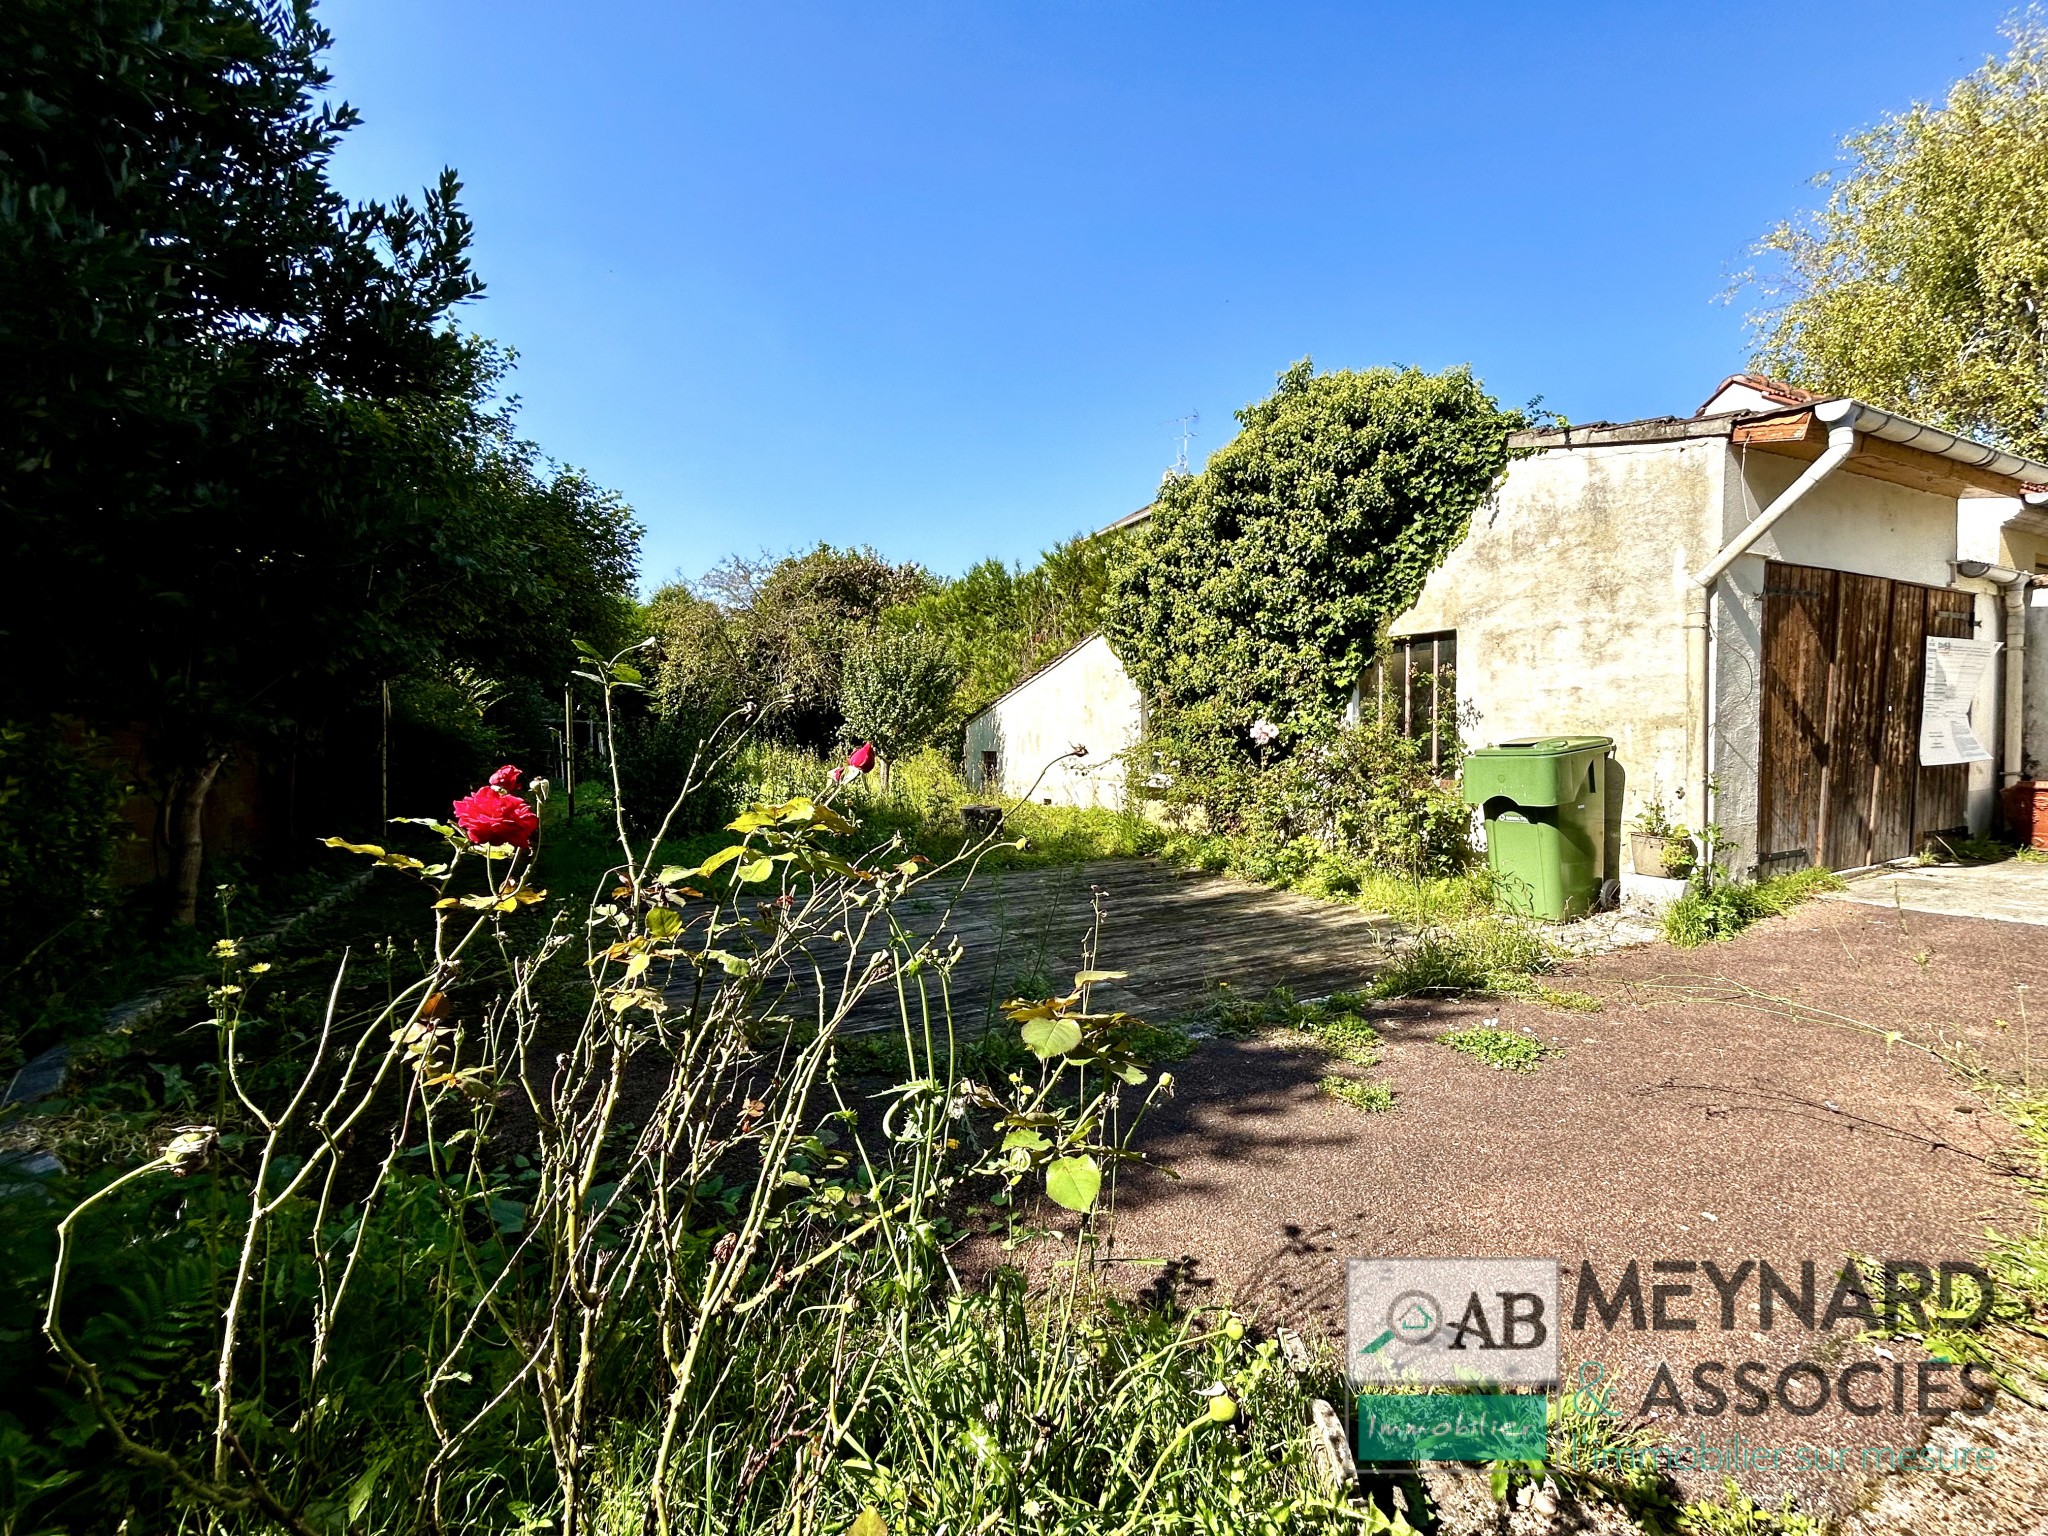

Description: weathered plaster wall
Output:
[962,633,1142,808]
[1992,516,2048,781]
[1393,439,1723,867]
[1743,452,1960,587]
[1961,499,2048,784]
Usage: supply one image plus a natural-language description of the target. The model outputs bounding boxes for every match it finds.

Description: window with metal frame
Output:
[1361,631,1457,769]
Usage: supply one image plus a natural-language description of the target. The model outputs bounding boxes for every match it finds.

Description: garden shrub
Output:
[1106,360,1518,891]
[1105,360,1523,768]
[0,721,122,1047]
[611,706,744,836]
[1662,866,1844,948]
[1154,712,1474,879]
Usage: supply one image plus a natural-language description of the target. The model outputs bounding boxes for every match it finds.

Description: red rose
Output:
[846,742,875,774]
[452,784,539,849]
[488,764,522,790]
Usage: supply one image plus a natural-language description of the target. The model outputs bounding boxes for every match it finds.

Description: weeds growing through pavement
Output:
[1438,1025,1552,1073]
[1661,866,1842,948]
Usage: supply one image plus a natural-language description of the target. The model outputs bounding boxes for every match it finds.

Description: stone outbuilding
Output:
[965,375,2048,874]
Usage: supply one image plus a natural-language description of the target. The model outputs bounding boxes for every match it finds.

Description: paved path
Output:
[833,856,1398,1032]
[1831,855,2048,927]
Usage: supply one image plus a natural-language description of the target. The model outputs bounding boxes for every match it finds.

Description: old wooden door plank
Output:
[1760,561,1838,869]
[1823,573,1892,869]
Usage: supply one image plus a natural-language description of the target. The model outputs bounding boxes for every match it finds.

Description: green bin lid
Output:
[1473,735,1614,756]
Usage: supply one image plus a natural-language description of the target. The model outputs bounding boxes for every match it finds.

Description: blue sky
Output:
[323,1,2015,590]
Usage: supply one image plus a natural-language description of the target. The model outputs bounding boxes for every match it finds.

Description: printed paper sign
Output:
[1920,637,2000,766]
[1347,1257,1559,1387]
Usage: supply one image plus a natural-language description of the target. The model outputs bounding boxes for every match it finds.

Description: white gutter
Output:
[1683,413,1858,832]
[1818,399,2048,483]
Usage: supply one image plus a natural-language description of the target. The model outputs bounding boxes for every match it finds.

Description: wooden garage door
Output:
[1758,562,1975,873]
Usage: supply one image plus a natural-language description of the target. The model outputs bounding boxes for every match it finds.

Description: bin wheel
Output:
[1598,878,1620,912]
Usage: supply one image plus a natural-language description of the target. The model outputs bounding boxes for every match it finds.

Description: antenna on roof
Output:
[1168,410,1199,475]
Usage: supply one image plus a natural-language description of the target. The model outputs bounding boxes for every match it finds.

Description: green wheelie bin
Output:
[1461,736,1614,920]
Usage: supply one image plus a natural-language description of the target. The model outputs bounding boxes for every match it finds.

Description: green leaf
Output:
[848,1510,888,1536]
[646,907,682,940]
[1001,1128,1050,1153]
[1020,1017,1083,1059]
[1044,1155,1102,1213]
[698,845,747,875]
[735,857,775,883]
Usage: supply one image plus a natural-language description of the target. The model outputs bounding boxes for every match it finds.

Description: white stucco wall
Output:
[1394,438,1724,864]
[1994,517,2048,781]
[1959,501,2048,785]
[1744,453,1961,588]
[961,633,1142,808]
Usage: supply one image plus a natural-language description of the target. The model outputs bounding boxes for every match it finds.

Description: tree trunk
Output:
[170,753,228,927]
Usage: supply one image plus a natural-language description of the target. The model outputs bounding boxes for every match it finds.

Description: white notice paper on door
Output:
[1920,636,2001,765]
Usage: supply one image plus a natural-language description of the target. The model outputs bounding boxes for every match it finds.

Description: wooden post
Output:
[564,686,576,822]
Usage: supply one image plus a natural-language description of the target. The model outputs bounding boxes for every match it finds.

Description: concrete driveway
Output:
[1832,855,2048,927]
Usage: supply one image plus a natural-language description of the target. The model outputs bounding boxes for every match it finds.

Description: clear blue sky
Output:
[323,1,2014,591]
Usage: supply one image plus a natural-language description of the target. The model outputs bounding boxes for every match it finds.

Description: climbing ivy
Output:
[1104,359,1523,771]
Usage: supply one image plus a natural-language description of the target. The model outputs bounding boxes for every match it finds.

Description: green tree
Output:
[838,628,961,776]
[1104,360,1520,770]
[879,531,1123,738]
[0,0,639,922]
[1747,17,2048,456]
[648,546,933,750]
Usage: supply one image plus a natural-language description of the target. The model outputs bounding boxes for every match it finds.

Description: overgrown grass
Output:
[1438,1025,1551,1073]
[1162,831,1497,927]
[1661,866,1843,948]
[1319,1075,1393,1113]
[738,742,1165,868]
[1368,915,1555,999]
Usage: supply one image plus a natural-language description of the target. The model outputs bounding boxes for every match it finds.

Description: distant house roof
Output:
[1694,373,1821,417]
[1101,503,1153,534]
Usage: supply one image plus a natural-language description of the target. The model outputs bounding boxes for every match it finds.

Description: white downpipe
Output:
[1684,415,1858,833]
[2002,578,2029,789]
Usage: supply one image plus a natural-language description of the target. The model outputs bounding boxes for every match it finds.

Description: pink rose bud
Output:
[847,742,876,774]
[488,764,522,791]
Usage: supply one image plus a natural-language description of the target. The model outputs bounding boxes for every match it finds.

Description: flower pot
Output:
[2003,780,2048,851]
[1630,831,1686,880]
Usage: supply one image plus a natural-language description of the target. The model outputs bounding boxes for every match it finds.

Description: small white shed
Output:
[962,633,1143,807]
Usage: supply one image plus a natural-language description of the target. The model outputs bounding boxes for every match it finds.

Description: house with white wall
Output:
[963,632,1144,807]
[966,375,2048,873]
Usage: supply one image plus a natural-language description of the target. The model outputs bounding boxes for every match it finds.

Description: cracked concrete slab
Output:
[1831,857,2048,927]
